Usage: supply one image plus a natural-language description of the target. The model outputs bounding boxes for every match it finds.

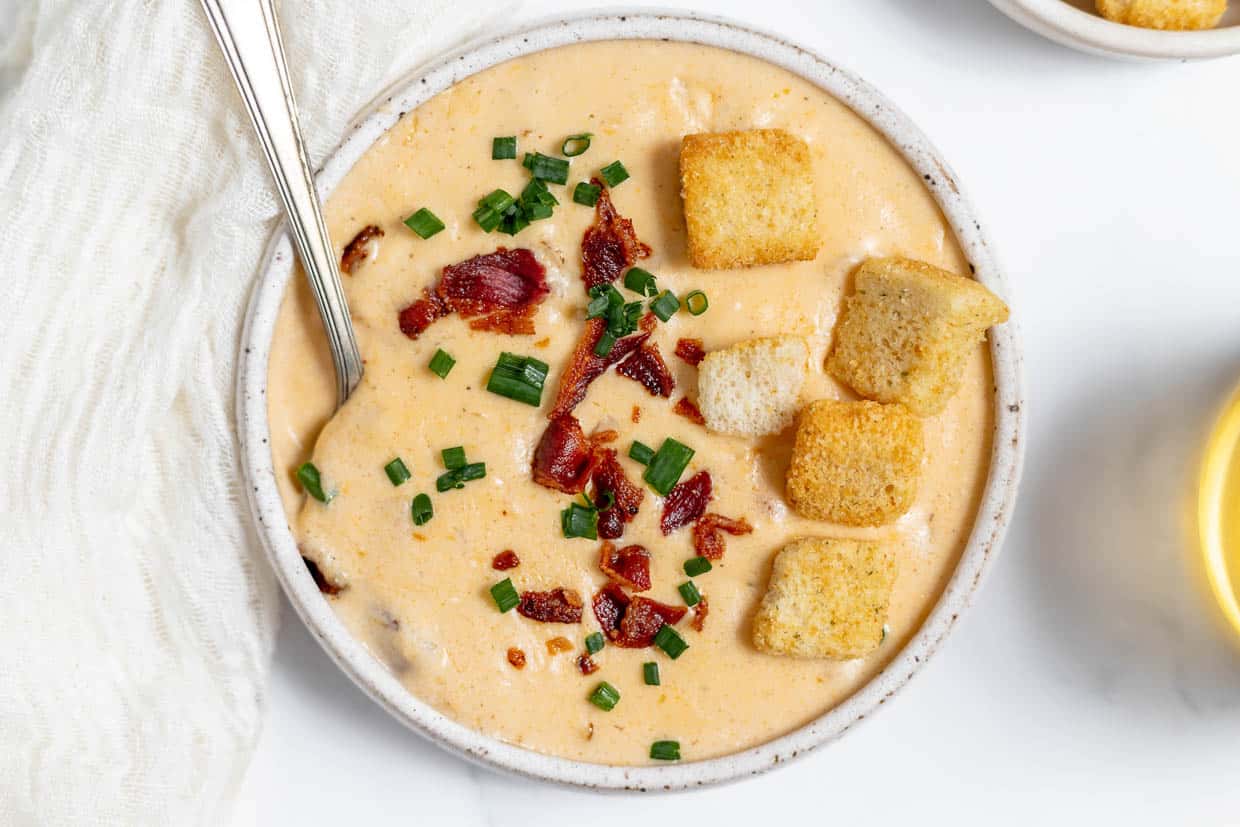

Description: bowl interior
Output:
[238,10,1026,791]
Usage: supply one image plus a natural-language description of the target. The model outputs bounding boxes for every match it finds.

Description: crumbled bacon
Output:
[492,550,520,570]
[517,588,584,624]
[674,338,706,366]
[546,636,574,654]
[591,583,630,635]
[532,414,598,494]
[617,342,674,398]
[631,405,641,423]
[673,397,705,425]
[507,647,527,669]
[592,585,686,648]
[576,654,599,675]
[398,248,549,339]
[691,596,709,632]
[547,315,656,420]
[598,542,652,591]
[581,179,651,291]
[661,470,713,535]
[615,597,688,648]
[591,449,644,540]
[340,224,383,275]
[692,513,754,560]
[303,557,342,596]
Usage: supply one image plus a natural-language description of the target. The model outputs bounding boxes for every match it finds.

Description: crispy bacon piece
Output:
[661,470,713,535]
[548,314,657,420]
[581,179,651,291]
[598,542,652,591]
[615,597,688,648]
[673,397,705,425]
[591,449,644,540]
[592,583,630,635]
[302,557,343,596]
[617,342,674,398]
[398,248,549,339]
[531,414,598,494]
[517,588,584,624]
[691,596,709,632]
[576,654,599,675]
[546,636,574,654]
[592,585,686,648]
[674,338,706,367]
[507,647,527,669]
[341,224,383,274]
[631,405,641,424]
[692,513,754,560]
[492,550,520,571]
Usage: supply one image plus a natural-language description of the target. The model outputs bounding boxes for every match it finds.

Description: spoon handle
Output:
[200,0,363,408]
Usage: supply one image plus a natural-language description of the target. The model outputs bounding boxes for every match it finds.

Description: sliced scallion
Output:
[525,152,570,185]
[473,204,502,233]
[296,462,332,504]
[441,446,466,470]
[683,557,712,577]
[481,189,516,214]
[403,208,445,239]
[643,662,660,686]
[435,462,486,492]
[650,740,681,761]
[653,624,689,660]
[492,136,517,160]
[599,160,630,187]
[588,681,621,711]
[628,441,655,465]
[428,348,456,378]
[685,290,709,316]
[593,330,617,358]
[490,578,520,613]
[650,290,680,322]
[411,493,433,525]
[572,181,601,207]
[486,352,549,406]
[585,632,605,654]
[623,267,658,297]
[561,133,593,157]
[384,458,411,486]
[561,501,599,540]
[678,581,702,607]
[642,438,695,496]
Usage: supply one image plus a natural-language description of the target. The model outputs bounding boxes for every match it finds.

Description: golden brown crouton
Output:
[752,537,896,659]
[697,336,809,437]
[679,130,820,269]
[786,399,923,527]
[827,257,1009,417]
[1096,0,1227,30]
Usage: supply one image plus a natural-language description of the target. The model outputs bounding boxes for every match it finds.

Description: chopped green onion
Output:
[403,208,445,239]
[650,290,680,322]
[643,662,660,686]
[384,458,411,486]
[588,681,621,711]
[296,461,332,503]
[623,267,658,297]
[441,446,466,470]
[428,348,456,378]
[490,578,520,613]
[678,581,702,607]
[521,177,559,208]
[650,740,681,761]
[629,441,655,465]
[586,285,618,319]
[492,136,517,160]
[643,438,695,495]
[653,624,689,660]
[561,133,593,157]
[593,331,617,358]
[585,632,605,654]
[435,462,486,492]
[525,201,553,221]
[683,557,712,577]
[411,493,433,525]
[481,189,516,213]
[498,208,530,236]
[685,290,709,316]
[599,160,630,187]
[561,502,599,540]
[573,181,601,206]
[525,152,570,185]
[473,204,502,233]
[486,352,549,406]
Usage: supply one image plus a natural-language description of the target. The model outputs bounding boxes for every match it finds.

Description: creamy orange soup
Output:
[267,40,994,765]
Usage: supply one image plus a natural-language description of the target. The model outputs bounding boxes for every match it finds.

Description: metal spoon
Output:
[200,0,363,408]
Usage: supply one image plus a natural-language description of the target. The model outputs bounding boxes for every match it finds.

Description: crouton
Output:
[827,257,1009,417]
[1096,0,1227,30]
[697,336,809,437]
[785,399,923,526]
[752,537,896,659]
[679,129,820,269]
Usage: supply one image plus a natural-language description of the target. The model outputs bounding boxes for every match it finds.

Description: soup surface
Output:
[267,40,995,765]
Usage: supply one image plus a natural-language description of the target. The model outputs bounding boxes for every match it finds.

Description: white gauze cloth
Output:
[0,1,490,823]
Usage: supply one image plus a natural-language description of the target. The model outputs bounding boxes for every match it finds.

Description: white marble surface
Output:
[231,0,1240,822]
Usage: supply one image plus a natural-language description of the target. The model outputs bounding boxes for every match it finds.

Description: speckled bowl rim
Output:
[988,0,1240,60]
[238,9,1026,792]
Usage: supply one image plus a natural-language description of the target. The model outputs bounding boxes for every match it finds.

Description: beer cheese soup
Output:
[267,40,995,765]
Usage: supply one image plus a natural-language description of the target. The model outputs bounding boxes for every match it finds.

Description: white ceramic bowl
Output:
[238,10,1026,790]
[989,0,1240,59]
